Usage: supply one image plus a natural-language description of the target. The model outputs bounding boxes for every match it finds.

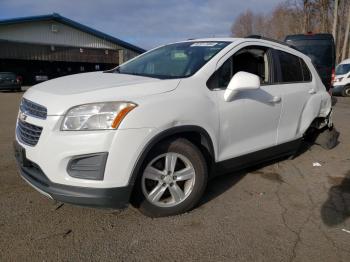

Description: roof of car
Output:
[182,37,311,63]
[187,37,238,42]
[0,13,145,53]
[285,33,334,41]
[186,37,297,51]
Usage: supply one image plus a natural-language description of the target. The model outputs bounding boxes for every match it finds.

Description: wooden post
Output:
[332,0,338,45]
[341,5,350,61]
[118,49,124,65]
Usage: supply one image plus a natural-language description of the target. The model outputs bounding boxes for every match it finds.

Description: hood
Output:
[24,72,180,115]
[335,73,348,79]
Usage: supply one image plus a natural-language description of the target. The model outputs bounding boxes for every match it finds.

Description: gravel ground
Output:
[0,91,349,262]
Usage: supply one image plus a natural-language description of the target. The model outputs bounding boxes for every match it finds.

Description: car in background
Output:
[333,59,350,97]
[285,33,335,92]
[34,74,49,83]
[0,72,22,92]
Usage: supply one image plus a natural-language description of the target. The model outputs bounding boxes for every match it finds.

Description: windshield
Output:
[116,41,230,79]
[289,40,333,68]
[336,64,350,75]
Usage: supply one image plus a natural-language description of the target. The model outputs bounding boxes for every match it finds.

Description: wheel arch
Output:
[128,125,215,187]
[342,84,350,96]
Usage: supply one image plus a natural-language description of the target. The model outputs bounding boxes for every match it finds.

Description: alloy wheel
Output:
[141,152,196,207]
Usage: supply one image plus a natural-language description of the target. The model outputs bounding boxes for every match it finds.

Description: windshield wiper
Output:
[113,69,179,80]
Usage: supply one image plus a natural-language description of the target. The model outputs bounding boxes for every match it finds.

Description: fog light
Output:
[67,153,108,180]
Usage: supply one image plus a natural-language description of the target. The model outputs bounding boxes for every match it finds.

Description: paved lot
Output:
[0,91,349,261]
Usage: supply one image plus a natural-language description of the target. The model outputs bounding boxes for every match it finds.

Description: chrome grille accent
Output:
[17,120,43,146]
[20,98,47,119]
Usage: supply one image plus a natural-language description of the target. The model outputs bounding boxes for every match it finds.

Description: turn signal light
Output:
[111,104,137,128]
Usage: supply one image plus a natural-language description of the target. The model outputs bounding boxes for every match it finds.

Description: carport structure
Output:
[0,13,145,84]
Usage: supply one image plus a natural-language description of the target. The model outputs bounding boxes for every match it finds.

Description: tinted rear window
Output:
[287,40,333,67]
[300,59,312,81]
[277,50,303,82]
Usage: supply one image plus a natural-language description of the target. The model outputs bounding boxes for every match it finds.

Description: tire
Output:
[134,138,208,217]
[314,127,339,150]
[342,85,350,97]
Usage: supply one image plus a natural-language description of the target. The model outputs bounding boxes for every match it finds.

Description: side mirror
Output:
[224,71,260,102]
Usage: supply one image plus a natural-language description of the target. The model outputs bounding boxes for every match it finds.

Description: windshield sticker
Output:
[190,42,218,47]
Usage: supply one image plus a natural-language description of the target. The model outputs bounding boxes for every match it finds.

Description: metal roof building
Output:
[0,13,145,84]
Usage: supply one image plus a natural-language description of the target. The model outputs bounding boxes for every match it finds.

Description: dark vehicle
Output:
[0,72,22,92]
[285,33,335,92]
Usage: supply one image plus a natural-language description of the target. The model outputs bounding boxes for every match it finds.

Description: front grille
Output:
[17,120,43,146]
[20,98,47,119]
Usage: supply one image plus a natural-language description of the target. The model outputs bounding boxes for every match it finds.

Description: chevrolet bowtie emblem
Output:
[19,111,27,121]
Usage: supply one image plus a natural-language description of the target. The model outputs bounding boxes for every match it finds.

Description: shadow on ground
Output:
[199,170,246,207]
[321,171,350,226]
[198,141,314,207]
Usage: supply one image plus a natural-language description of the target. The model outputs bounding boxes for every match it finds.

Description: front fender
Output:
[127,125,217,186]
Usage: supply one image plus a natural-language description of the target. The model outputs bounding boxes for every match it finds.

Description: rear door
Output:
[273,49,314,144]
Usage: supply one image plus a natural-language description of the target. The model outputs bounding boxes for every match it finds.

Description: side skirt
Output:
[213,139,302,176]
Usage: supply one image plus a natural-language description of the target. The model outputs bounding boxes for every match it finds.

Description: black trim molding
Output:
[214,139,301,175]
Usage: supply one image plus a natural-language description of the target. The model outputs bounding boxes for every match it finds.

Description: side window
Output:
[232,48,270,84]
[300,58,312,82]
[277,50,303,83]
[207,46,271,90]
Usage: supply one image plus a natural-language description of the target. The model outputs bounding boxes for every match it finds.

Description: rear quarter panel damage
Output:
[298,92,332,135]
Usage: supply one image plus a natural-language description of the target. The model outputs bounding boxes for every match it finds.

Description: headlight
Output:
[61,102,137,131]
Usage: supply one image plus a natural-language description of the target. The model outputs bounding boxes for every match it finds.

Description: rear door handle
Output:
[269,96,281,103]
[308,88,316,94]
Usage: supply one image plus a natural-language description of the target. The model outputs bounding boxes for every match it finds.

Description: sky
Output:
[0,0,284,50]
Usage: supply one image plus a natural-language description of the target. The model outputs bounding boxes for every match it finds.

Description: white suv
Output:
[14,38,334,217]
[333,58,350,96]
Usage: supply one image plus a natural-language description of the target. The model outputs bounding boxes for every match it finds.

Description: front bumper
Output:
[15,114,154,188]
[14,141,132,208]
[332,85,345,94]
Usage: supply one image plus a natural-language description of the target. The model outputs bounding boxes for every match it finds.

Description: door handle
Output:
[269,96,281,103]
[308,88,316,94]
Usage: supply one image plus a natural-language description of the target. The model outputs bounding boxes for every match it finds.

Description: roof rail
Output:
[245,35,296,49]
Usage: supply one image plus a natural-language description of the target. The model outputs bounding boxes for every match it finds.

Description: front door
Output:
[208,44,282,162]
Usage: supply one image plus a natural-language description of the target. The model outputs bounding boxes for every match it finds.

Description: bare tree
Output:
[303,0,312,32]
[321,0,330,31]
[268,3,303,39]
[336,0,350,61]
[341,5,350,61]
[230,0,350,63]
[231,10,254,37]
